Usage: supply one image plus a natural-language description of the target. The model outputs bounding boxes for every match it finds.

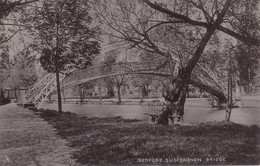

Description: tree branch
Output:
[217,25,260,46]
[189,0,213,23]
[142,0,208,27]
[0,29,20,45]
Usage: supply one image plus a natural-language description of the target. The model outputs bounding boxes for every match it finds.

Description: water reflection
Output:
[40,103,260,126]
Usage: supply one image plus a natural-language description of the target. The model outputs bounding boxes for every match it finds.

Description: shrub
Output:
[0,89,11,106]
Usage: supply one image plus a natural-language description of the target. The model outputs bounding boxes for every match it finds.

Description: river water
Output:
[40,99,260,126]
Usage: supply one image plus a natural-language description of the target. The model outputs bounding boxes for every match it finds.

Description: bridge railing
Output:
[25,73,56,102]
[195,64,240,107]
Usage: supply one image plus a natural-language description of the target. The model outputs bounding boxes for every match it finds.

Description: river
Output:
[40,99,260,126]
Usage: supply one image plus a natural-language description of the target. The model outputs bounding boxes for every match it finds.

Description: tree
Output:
[235,45,260,93]
[29,0,100,112]
[0,0,42,100]
[131,74,156,102]
[0,0,38,19]
[101,53,127,104]
[92,0,260,124]
[101,52,117,97]
[112,75,127,104]
[0,0,38,45]
[0,45,9,83]
[2,48,37,99]
[0,0,39,87]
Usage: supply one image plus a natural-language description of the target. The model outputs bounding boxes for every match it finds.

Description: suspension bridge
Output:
[23,60,240,108]
[17,42,241,108]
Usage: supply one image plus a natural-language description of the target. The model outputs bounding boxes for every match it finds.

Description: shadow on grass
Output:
[35,109,260,165]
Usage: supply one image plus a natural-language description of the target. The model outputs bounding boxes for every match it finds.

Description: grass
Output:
[35,109,260,165]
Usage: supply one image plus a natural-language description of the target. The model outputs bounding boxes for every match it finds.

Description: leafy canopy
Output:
[30,0,100,73]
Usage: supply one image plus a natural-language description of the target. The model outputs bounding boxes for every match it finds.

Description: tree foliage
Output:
[0,0,38,45]
[92,0,259,76]
[235,45,260,89]
[0,0,39,92]
[29,0,100,74]
[2,48,37,90]
[101,54,128,102]
[25,0,100,112]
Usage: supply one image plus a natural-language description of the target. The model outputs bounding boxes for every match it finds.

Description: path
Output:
[0,103,81,166]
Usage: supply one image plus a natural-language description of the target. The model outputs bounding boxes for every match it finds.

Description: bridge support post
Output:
[17,87,35,108]
[17,87,27,105]
[241,86,245,96]
[235,84,240,98]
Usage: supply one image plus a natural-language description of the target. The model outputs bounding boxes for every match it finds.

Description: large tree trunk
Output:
[157,27,216,125]
[158,72,189,124]
[55,70,62,113]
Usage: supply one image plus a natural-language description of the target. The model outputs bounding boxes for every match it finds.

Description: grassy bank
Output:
[35,109,260,165]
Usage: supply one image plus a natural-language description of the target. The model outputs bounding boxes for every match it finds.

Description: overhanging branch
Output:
[141,0,208,27]
[217,25,260,46]
[0,29,20,45]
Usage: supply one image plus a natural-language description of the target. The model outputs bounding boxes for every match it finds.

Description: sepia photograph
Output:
[0,0,260,165]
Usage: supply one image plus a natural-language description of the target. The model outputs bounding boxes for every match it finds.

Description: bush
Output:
[0,96,11,106]
[0,89,11,106]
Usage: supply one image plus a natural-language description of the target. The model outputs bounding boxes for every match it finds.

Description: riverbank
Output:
[241,95,260,108]
[47,97,212,107]
[0,104,80,166]
[47,96,260,108]
[35,108,260,165]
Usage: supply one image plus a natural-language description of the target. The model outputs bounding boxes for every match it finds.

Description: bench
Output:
[168,115,182,125]
[145,113,159,122]
[145,113,182,125]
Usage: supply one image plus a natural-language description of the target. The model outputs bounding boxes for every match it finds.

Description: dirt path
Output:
[0,104,81,166]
